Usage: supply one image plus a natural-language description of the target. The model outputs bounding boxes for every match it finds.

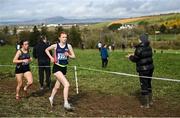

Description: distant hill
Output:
[89,13,180,29]
[109,13,180,27]
[0,16,117,25]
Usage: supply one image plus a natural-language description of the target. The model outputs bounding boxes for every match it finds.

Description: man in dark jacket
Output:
[33,35,51,90]
[128,33,154,108]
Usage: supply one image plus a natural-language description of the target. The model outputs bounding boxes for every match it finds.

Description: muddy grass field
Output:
[0,46,180,117]
[0,77,180,117]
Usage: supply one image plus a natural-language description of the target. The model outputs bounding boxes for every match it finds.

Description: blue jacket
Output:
[100,48,108,59]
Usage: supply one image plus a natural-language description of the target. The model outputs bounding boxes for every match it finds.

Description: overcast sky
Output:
[0,0,180,21]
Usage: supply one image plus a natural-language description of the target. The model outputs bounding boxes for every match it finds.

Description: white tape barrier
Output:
[0,64,180,83]
[76,66,180,83]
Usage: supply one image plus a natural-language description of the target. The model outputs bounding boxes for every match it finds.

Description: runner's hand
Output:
[23,59,29,63]
[64,52,69,57]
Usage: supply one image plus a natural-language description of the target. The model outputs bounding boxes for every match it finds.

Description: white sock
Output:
[64,100,68,105]
[49,96,53,100]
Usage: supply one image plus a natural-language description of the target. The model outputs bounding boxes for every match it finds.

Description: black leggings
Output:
[102,58,108,68]
[38,60,51,87]
[139,70,153,95]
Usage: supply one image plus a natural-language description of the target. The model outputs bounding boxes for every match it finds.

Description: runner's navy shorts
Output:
[52,64,67,75]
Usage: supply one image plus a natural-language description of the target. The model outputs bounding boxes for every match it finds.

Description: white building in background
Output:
[17,29,24,34]
[45,23,77,29]
[118,24,135,30]
[46,24,59,27]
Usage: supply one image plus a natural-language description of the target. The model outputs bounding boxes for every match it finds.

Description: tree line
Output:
[0,25,82,47]
[0,22,180,49]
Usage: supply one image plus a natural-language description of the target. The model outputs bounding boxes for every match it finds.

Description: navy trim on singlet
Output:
[15,49,31,74]
[17,49,30,67]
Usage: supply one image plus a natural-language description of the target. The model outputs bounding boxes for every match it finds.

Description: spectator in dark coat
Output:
[33,35,51,90]
[127,33,154,108]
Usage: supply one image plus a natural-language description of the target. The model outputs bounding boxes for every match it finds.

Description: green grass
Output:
[67,49,180,97]
[1,46,180,97]
[87,22,110,30]
[149,34,180,41]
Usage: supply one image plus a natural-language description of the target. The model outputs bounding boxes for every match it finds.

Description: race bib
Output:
[57,53,67,61]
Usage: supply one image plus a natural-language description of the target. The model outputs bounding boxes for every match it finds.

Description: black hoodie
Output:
[33,41,50,62]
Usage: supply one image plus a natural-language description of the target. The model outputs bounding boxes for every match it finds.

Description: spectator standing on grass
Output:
[45,32,75,110]
[127,33,154,108]
[33,35,51,90]
[122,43,126,51]
[97,41,102,51]
[81,42,85,50]
[112,42,115,51]
[13,40,33,100]
[108,45,112,52]
[16,41,20,51]
[100,44,109,68]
